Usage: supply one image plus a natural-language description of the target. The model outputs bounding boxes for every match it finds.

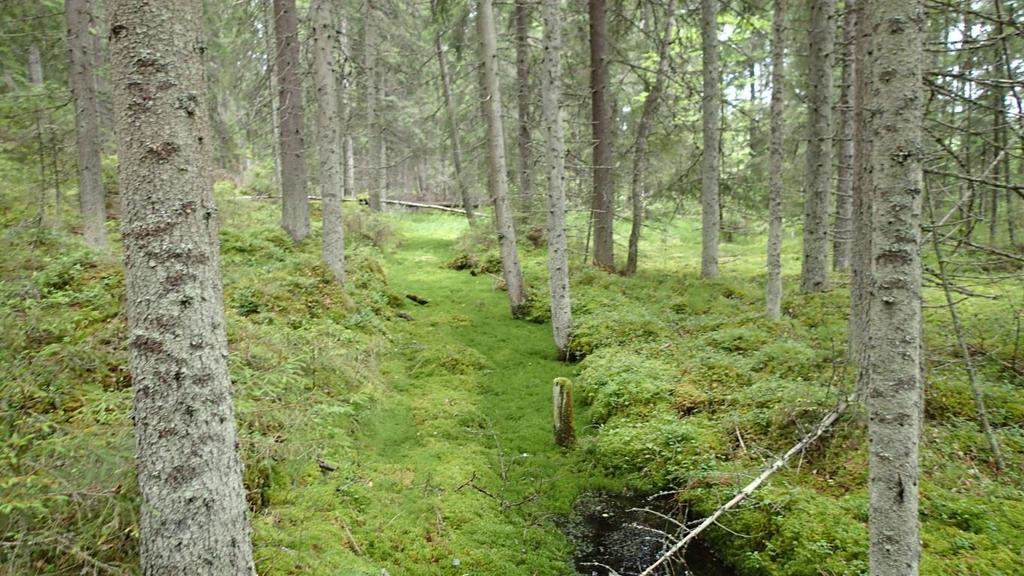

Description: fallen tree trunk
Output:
[382,199,467,214]
[638,395,852,576]
[235,195,469,215]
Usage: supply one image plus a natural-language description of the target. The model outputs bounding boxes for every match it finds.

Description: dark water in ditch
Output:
[563,492,736,576]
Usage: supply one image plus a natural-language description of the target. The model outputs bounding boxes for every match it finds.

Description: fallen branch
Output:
[234,195,469,214]
[405,294,429,306]
[637,395,852,576]
[382,199,467,214]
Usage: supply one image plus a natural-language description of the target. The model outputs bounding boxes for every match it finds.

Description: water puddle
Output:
[564,492,736,576]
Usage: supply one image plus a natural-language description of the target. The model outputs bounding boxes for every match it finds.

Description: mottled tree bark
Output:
[866,0,925,572]
[800,0,834,292]
[478,0,527,317]
[312,0,345,285]
[273,0,310,242]
[338,18,355,200]
[848,0,873,385]
[589,0,614,270]
[541,0,572,358]
[66,0,108,248]
[833,0,855,271]
[766,0,786,320]
[434,33,475,220]
[624,0,675,277]
[700,0,721,278]
[108,0,255,573]
[515,0,533,215]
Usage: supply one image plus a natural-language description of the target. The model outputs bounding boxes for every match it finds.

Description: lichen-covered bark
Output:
[312,0,345,285]
[766,0,786,320]
[833,0,856,271]
[273,0,309,242]
[800,0,834,292]
[477,0,527,317]
[540,0,572,358]
[589,0,614,270]
[625,0,675,277]
[849,0,873,386]
[700,0,721,278]
[65,0,108,249]
[866,0,925,572]
[108,1,255,573]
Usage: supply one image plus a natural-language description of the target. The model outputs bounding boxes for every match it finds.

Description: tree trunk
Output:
[434,32,475,220]
[364,7,382,212]
[29,44,48,224]
[338,18,355,200]
[833,0,855,271]
[700,0,721,278]
[766,0,786,320]
[589,0,614,270]
[108,1,255,572]
[263,1,282,191]
[541,0,572,358]
[273,0,310,242]
[866,0,925,572]
[800,0,834,292]
[478,0,527,317]
[848,0,873,386]
[312,0,345,285]
[515,0,533,216]
[66,0,108,248]
[624,0,675,276]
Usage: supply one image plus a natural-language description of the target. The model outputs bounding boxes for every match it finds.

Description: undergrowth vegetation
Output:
[444,211,1024,576]
[0,187,401,573]
[3,180,1022,574]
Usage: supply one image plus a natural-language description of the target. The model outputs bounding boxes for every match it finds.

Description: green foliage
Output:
[577,349,676,423]
[0,192,398,573]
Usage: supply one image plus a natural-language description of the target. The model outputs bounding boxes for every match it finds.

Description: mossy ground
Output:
[252,213,614,575]
[2,169,1022,575]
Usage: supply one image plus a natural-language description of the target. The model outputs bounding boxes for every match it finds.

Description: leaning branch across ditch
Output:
[637,395,852,576]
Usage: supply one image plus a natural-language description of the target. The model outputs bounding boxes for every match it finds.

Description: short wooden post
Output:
[553,377,575,448]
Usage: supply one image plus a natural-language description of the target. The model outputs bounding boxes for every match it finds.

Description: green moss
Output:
[577,349,676,422]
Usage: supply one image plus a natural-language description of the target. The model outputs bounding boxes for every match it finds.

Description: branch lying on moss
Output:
[637,395,853,576]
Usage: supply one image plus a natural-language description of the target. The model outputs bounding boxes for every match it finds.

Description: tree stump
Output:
[553,377,575,448]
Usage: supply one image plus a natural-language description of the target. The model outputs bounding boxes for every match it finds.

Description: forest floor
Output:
[3,185,1023,576]
[253,215,601,574]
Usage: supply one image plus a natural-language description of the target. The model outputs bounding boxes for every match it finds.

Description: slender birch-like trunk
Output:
[624,0,675,277]
[477,0,527,317]
[109,0,255,571]
[540,0,572,358]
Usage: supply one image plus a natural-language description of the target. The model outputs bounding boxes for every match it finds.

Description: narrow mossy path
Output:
[315,215,606,574]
